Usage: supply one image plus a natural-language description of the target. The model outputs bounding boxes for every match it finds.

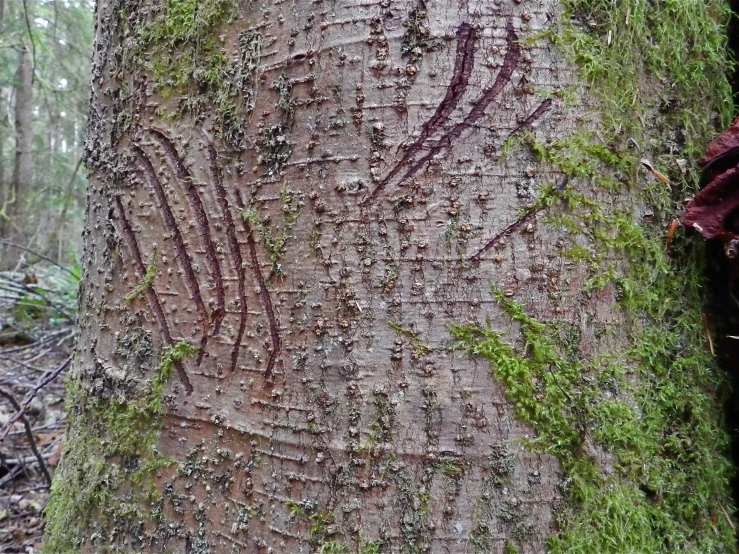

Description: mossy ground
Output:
[43,341,197,552]
[456,0,737,552]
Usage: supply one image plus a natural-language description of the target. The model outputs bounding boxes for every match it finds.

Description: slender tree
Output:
[4,44,33,244]
[45,0,737,552]
[0,0,92,267]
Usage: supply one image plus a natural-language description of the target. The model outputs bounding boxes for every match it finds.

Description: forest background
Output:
[0,0,91,549]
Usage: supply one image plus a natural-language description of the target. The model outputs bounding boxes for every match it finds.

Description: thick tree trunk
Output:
[45,0,736,553]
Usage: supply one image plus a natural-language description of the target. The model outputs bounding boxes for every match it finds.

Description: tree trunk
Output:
[2,44,34,255]
[45,0,736,553]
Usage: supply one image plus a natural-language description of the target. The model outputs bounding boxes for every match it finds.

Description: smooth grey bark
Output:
[46,0,735,552]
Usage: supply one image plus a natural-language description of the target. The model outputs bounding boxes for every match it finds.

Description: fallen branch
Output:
[0,356,71,442]
[0,386,51,485]
[0,240,78,279]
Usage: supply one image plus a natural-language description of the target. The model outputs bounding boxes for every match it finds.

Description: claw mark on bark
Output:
[208,144,248,372]
[133,144,211,362]
[374,23,478,196]
[361,20,521,207]
[234,191,282,382]
[469,177,568,261]
[150,130,227,346]
[115,195,193,394]
[506,98,553,139]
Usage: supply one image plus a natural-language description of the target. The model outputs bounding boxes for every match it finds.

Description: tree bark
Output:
[45,0,737,553]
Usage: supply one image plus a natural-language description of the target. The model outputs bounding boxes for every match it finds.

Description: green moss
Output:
[317,541,350,554]
[137,0,259,149]
[125,248,157,302]
[240,182,301,278]
[388,321,430,357]
[452,0,736,550]
[43,341,197,552]
[557,0,733,152]
[359,541,382,554]
[454,281,732,552]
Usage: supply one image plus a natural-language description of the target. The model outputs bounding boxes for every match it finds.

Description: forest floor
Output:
[0,267,77,553]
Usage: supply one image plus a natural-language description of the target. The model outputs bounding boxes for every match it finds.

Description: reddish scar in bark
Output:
[361,20,523,208]
[115,195,193,394]
[684,117,739,255]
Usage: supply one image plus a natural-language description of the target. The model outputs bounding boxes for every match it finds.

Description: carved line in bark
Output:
[115,194,193,394]
[515,98,553,135]
[360,20,520,208]
[208,144,248,373]
[469,175,568,261]
[149,129,227,351]
[234,190,282,382]
[360,22,478,207]
[132,144,211,362]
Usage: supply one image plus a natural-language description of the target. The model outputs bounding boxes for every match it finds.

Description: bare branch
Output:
[0,356,71,442]
[0,386,52,485]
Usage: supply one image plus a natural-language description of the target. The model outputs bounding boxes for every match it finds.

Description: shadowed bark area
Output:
[44,0,737,552]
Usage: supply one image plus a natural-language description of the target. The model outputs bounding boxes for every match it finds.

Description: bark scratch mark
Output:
[509,98,553,137]
[133,144,211,360]
[469,176,568,261]
[150,129,227,343]
[115,195,193,394]
[361,20,520,207]
[368,23,478,202]
[208,144,248,372]
[235,191,282,382]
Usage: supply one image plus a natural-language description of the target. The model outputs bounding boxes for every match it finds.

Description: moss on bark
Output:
[455,0,737,551]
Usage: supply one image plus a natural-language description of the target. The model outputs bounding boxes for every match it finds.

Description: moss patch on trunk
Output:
[455,0,736,551]
[43,341,197,553]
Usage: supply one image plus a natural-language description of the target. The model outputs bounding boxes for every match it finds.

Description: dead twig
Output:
[0,387,51,486]
[0,240,77,279]
[0,356,71,443]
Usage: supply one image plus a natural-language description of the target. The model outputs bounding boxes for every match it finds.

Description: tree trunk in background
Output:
[3,45,33,252]
[45,0,737,553]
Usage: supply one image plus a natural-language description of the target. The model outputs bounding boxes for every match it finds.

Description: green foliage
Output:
[43,341,197,552]
[0,1,93,267]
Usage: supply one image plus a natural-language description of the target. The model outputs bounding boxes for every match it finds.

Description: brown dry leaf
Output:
[641,158,670,185]
[666,218,680,248]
